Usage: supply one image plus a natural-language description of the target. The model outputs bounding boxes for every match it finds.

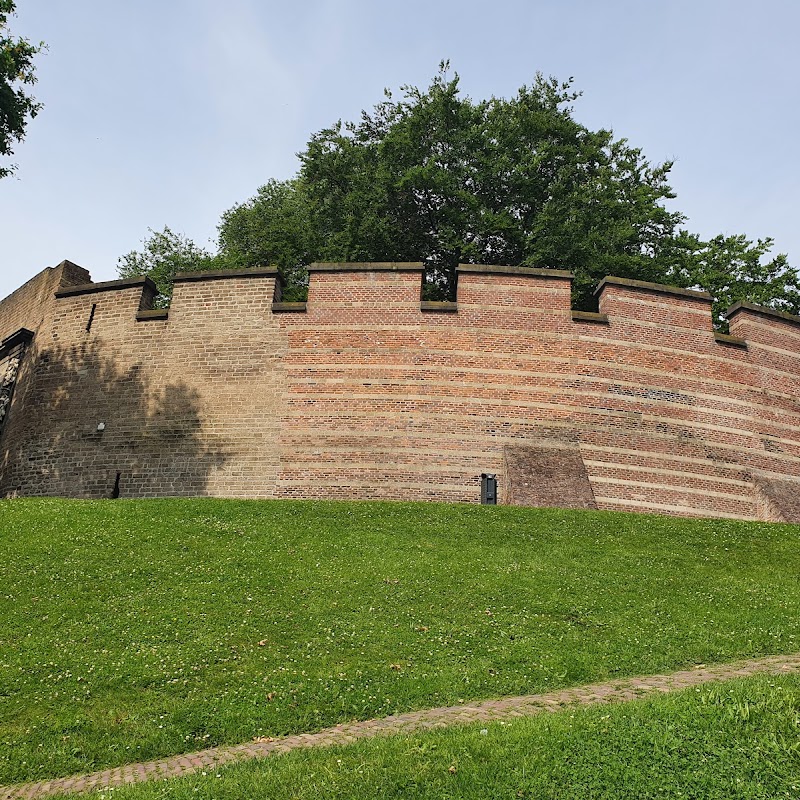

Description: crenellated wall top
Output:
[3,261,800,352]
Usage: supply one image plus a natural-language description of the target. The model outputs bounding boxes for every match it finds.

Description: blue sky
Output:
[2,0,798,300]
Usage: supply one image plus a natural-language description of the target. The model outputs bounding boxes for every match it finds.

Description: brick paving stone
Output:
[2,652,800,798]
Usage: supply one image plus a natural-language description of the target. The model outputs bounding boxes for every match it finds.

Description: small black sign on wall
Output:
[481,473,497,505]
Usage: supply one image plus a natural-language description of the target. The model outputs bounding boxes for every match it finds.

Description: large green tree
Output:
[0,0,42,178]
[217,178,316,302]
[293,66,688,304]
[134,64,799,322]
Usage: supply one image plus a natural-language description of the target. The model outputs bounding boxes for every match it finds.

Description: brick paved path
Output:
[4,652,800,799]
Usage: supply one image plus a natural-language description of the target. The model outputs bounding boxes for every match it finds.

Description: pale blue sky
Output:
[2,0,798,300]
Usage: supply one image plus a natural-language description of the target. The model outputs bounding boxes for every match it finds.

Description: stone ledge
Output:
[726,301,800,326]
[457,264,573,279]
[572,311,609,324]
[420,301,458,313]
[595,276,712,301]
[308,262,424,272]
[713,331,747,348]
[173,268,278,283]
[136,309,169,322]
[272,302,307,313]
[55,277,157,298]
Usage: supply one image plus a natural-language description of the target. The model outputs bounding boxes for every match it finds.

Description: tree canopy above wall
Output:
[118,63,800,326]
[0,0,44,179]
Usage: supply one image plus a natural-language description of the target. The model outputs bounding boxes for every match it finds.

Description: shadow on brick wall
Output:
[1,339,229,498]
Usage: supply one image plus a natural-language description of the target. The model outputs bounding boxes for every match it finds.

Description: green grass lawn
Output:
[71,673,800,800]
[1,498,799,784]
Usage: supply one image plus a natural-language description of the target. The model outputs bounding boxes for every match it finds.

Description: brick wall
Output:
[0,260,90,342]
[1,261,798,521]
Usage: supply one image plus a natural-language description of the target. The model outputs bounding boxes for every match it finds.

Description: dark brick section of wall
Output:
[504,444,597,509]
[753,475,800,523]
[1,261,799,521]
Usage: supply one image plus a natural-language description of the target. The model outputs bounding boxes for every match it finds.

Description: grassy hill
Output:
[1,498,799,786]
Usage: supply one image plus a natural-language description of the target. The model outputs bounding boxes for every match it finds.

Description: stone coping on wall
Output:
[713,331,748,348]
[54,276,158,298]
[572,311,609,324]
[136,309,169,322]
[726,300,800,327]
[594,276,712,301]
[308,262,424,272]
[456,264,574,279]
[420,301,458,312]
[172,267,279,283]
[272,302,308,313]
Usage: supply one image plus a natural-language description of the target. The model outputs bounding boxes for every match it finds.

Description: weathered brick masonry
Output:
[1,260,799,521]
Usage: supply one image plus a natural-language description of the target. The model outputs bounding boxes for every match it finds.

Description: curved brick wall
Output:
[1,261,799,521]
